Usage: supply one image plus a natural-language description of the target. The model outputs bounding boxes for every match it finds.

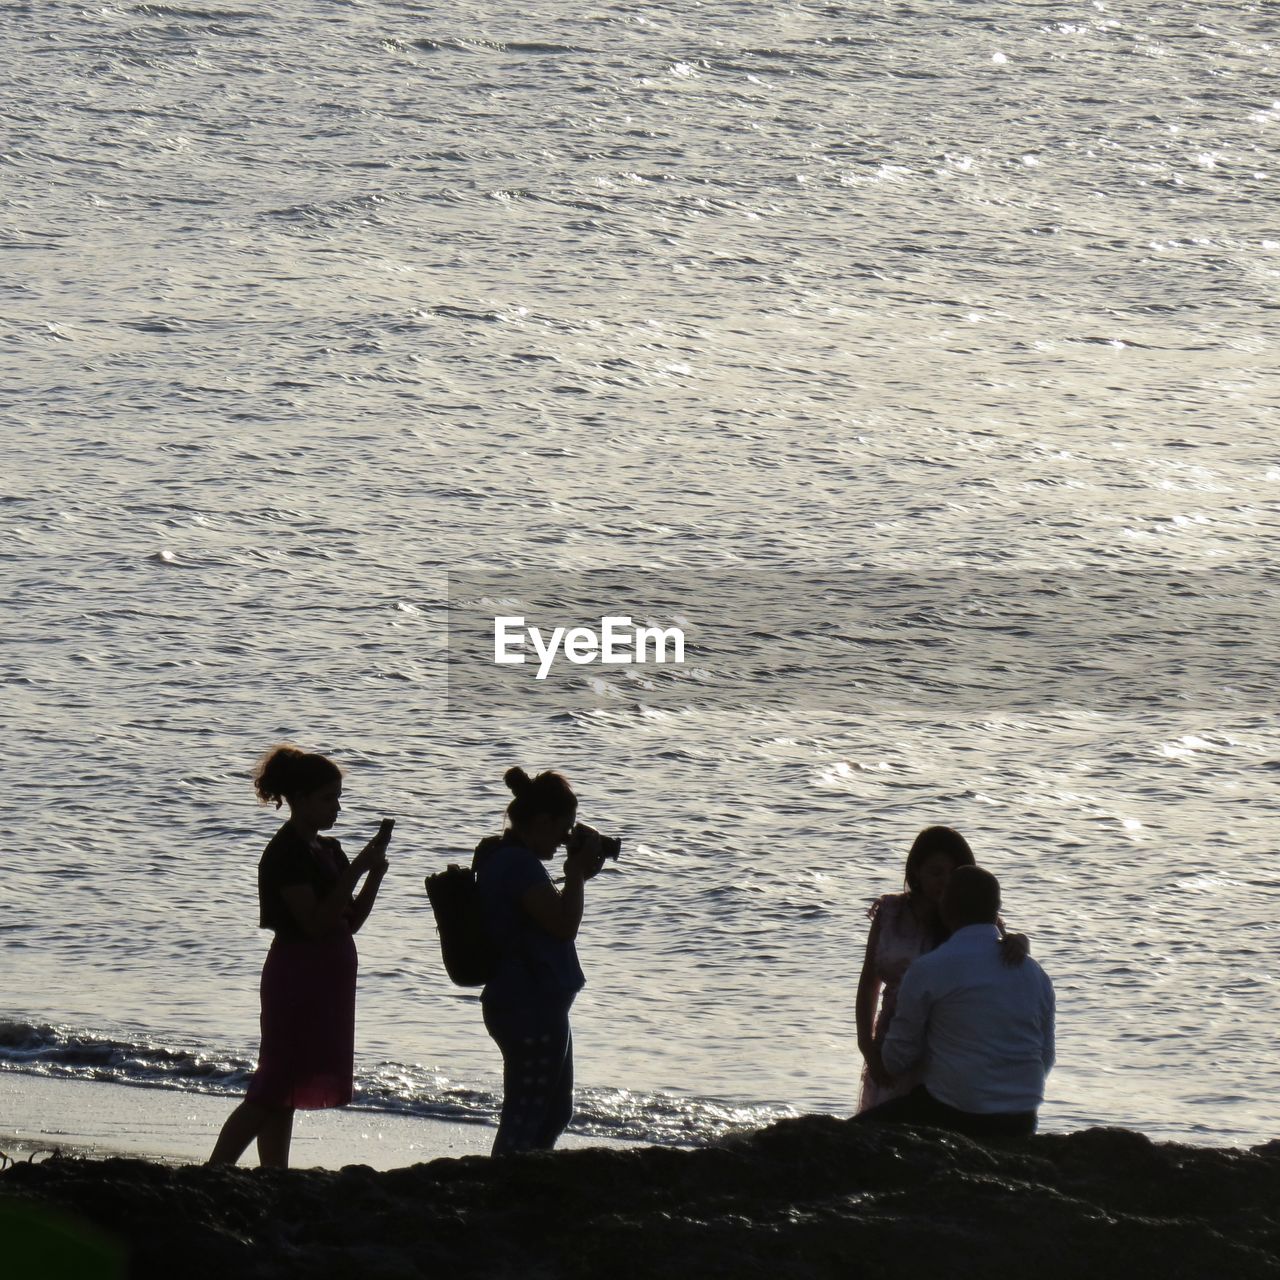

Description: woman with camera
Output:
[474,766,609,1155]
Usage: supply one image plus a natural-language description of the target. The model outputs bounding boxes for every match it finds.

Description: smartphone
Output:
[377,817,396,842]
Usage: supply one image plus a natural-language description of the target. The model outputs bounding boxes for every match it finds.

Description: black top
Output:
[257,822,350,941]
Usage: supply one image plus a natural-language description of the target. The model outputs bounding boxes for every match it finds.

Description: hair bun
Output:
[503,767,576,826]
[503,766,533,796]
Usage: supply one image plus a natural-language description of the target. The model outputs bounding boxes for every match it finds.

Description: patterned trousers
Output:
[483,995,575,1155]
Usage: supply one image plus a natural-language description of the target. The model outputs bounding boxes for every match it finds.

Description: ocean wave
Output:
[409,38,590,56]
[0,1020,791,1146]
[129,4,258,19]
[262,193,393,229]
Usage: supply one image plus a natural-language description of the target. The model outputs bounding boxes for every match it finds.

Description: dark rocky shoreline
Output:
[6,1115,1280,1278]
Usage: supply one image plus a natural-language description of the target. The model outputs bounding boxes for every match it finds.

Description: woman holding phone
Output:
[209,744,392,1167]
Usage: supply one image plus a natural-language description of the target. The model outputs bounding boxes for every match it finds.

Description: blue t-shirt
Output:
[475,838,585,1005]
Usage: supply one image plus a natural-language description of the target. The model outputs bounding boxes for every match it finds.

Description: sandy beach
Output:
[0,1072,641,1169]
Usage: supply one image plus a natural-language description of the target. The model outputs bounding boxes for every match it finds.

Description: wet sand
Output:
[0,1072,639,1169]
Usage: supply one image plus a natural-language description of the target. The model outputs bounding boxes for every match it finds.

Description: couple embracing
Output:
[856,827,1056,1139]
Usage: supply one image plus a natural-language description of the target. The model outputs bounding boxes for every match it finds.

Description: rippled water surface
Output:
[3,0,1279,1145]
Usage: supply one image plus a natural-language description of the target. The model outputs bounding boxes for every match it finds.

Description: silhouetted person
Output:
[208,745,391,1167]
[857,826,977,1111]
[857,827,1029,1112]
[475,767,608,1155]
[859,865,1054,1139]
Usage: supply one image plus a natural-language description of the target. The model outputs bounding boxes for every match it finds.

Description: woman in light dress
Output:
[856,826,1023,1112]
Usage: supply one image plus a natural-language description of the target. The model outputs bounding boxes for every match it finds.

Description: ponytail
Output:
[254,744,342,808]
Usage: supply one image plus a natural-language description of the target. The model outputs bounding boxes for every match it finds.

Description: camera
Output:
[568,822,621,861]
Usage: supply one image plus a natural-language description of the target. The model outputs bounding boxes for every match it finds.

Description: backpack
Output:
[424,837,502,987]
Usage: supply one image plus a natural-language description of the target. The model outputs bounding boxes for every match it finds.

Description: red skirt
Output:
[245,929,357,1110]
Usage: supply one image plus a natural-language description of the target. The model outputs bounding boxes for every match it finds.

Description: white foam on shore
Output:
[0,1072,642,1170]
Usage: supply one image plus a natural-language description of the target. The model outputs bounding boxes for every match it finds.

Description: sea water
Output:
[2,0,1278,1146]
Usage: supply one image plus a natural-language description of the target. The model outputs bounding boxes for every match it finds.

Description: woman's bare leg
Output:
[256,1106,295,1168]
[208,1100,270,1165]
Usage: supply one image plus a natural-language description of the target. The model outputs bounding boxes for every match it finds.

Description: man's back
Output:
[882,922,1055,1115]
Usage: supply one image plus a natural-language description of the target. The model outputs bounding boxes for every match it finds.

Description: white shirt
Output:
[881,923,1055,1115]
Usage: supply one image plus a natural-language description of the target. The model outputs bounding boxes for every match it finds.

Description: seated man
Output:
[860,865,1055,1139]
